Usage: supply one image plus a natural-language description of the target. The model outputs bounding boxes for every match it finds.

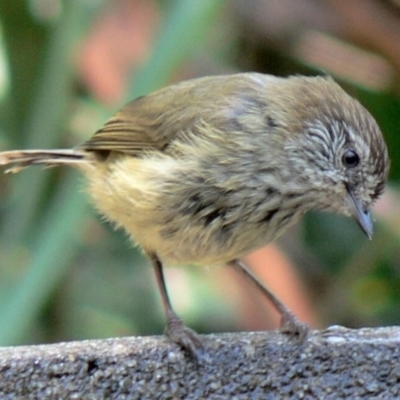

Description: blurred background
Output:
[0,0,400,346]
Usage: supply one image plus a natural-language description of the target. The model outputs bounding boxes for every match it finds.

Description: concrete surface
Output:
[0,326,400,399]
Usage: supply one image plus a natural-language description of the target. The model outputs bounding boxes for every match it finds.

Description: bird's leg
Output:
[228,259,309,342]
[148,252,202,356]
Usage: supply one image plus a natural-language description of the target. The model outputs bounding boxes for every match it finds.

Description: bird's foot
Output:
[279,310,310,343]
[165,315,203,360]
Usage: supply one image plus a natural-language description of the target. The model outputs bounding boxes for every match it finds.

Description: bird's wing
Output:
[79,74,265,156]
[79,76,228,156]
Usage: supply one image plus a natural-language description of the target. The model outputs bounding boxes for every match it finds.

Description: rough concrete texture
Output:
[0,326,400,399]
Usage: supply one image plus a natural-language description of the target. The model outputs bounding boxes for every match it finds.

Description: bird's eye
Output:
[342,150,360,168]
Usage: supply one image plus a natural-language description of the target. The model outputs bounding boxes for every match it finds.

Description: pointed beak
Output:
[346,187,374,239]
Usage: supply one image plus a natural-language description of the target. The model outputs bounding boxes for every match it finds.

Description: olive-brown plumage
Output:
[0,73,390,355]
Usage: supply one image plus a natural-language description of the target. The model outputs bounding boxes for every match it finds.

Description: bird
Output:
[0,73,390,356]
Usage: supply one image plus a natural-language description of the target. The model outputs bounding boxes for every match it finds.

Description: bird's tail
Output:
[0,149,89,173]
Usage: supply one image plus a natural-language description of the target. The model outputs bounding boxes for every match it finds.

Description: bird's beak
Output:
[346,187,373,239]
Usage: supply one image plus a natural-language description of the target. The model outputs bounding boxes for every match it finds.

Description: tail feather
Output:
[0,149,88,173]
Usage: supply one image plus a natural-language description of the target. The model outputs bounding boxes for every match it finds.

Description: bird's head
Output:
[283,76,390,238]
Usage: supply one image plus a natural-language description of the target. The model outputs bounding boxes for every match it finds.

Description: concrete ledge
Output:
[1,326,400,399]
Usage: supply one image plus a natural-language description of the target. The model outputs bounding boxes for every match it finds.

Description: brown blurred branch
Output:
[325,0,400,72]
[234,0,400,89]
[1,327,400,398]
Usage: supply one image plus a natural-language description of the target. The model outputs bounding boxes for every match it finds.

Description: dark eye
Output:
[342,150,359,168]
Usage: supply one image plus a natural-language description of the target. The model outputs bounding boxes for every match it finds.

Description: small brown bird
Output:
[0,73,390,355]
